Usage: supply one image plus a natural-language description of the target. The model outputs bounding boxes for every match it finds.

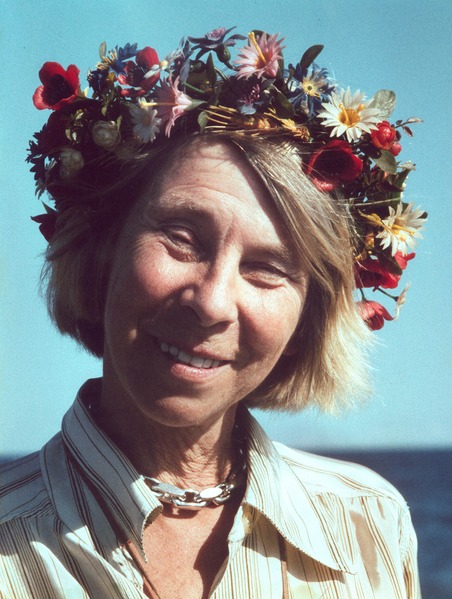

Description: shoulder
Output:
[273,441,407,507]
[0,449,53,524]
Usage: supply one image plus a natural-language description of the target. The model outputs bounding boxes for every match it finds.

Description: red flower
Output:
[371,121,396,150]
[356,300,394,331]
[117,46,160,96]
[33,62,80,110]
[354,252,415,290]
[371,120,402,156]
[389,141,402,156]
[307,140,363,192]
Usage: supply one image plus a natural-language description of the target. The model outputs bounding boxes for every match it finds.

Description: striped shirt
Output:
[0,379,420,598]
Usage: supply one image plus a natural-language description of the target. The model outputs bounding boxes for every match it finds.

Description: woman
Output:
[0,28,424,597]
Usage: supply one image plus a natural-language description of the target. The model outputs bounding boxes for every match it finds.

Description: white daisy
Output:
[377,202,427,256]
[318,88,381,142]
[129,99,161,143]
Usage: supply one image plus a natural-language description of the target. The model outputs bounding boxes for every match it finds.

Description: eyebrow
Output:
[145,192,301,271]
[145,193,212,220]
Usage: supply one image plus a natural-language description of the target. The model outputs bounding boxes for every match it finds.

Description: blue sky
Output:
[1,0,451,455]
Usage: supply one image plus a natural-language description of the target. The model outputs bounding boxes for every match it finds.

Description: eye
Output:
[161,225,201,260]
[241,262,289,287]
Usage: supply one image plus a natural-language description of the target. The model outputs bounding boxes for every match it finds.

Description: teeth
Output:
[160,343,222,369]
[178,350,192,364]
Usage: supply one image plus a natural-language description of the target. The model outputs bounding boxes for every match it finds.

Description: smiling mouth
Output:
[159,342,224,369]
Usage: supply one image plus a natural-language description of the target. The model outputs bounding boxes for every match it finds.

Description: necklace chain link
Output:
[144,442,247,510]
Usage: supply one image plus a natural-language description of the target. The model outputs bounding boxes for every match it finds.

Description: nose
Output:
[179,260,239,328]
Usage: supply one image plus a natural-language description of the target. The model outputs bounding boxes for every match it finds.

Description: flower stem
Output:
[183,82,207,95]
[377,287,397,300]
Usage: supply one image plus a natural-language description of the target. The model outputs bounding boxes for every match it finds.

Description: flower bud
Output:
[92,120,120,150]
[371,121,397,150]
[59,148,84,179]
[389,141,402,156]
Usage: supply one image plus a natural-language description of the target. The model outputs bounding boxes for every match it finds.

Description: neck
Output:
[94,386,242,490]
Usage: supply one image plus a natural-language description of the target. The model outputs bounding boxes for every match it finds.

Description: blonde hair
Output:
[43,132,372,412]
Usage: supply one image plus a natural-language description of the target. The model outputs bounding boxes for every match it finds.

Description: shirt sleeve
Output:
[400,507,422,598]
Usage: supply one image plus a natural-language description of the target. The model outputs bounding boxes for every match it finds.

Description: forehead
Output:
[138,140,289,237]
[158,140,265,201]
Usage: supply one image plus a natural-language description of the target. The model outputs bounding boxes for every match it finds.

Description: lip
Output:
[156,336,230,362]
[153,336,232,379]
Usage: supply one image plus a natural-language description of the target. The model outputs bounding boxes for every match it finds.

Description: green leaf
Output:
[273,90,295,118]
[198,111,208,133]
[373,150,398,174]
[368,90,396,119]
[405,117,423,124]
[98,42,107,60]
[398,161,416,171]
[217,45,231,64]
[300,45,324,69]
[205,53,217,87]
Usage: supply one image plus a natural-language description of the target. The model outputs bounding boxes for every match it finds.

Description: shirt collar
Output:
[243,409,356,574]
[61,378,161,556]
[62,379,354,572]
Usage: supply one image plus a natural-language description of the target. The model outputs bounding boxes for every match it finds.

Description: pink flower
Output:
[354,252,415,290]
[356,300,394,331]
[306,140,363,192]
[155,77,200,136]
[33,62,80,110]
[235,32,284,79]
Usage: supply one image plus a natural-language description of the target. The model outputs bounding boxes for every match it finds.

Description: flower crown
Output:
[28,27,426,330]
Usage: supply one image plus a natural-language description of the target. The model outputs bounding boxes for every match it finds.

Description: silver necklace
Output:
[144,448,247,510]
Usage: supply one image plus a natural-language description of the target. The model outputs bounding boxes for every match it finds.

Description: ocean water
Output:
[323,449,452,599]
[2,449,451,597]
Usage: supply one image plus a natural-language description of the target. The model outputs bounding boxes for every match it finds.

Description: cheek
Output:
[248,290,304,358]
[107,245,175,311]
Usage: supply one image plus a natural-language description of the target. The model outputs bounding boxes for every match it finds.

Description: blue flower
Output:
[116,43,138,62]
[87,68,108,93]
[284,62,335,117]
[106,43,138,75]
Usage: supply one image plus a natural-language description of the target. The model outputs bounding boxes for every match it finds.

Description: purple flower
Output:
[188,26,245,60]
[225,76,273,115]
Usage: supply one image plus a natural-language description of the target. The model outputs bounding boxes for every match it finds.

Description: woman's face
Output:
[102,141,307,430]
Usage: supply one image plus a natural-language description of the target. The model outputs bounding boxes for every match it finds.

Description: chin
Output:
[136,394,238,430]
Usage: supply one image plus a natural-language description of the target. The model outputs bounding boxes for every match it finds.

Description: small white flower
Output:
[143,49,182,80]
[129,99,162,143]
[377,202,427,255]
[59,148,84,179]
[92,120,120,150]
[318,88,381,142]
